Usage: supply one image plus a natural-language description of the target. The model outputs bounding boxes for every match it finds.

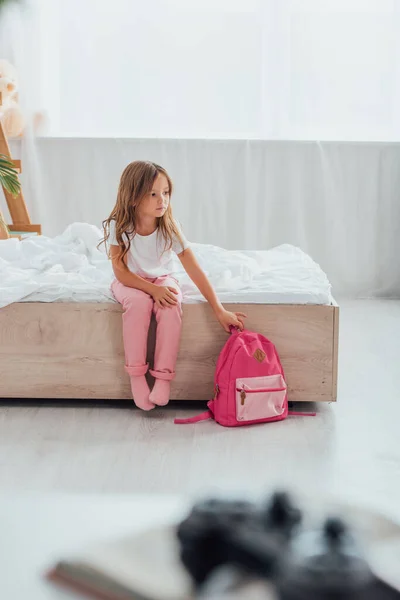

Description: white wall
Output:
[52,1,400,140]
[3,0,400,141]
[8,137,400,298]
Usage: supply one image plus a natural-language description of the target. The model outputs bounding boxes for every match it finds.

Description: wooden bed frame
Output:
[0,302,339,402]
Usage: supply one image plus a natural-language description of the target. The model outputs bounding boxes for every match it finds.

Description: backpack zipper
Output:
[238,385,286,406]
[236,386,286,394]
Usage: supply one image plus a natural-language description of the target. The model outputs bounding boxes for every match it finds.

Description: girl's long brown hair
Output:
[100,161,184,265]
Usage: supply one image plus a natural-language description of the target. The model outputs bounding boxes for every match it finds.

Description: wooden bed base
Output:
[0,302,339,402]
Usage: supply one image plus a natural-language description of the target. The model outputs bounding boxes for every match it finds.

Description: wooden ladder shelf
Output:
[0,92,41,240]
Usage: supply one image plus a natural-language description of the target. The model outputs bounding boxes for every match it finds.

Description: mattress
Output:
[0,222,333,308]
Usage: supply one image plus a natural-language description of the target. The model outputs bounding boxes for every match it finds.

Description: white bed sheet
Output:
[0,223,333,308]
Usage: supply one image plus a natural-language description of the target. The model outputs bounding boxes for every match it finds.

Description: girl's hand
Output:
[217,308,247,333]
[151,285,179,309]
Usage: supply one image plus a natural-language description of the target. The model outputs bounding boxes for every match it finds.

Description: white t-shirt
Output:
[108,219,190,278]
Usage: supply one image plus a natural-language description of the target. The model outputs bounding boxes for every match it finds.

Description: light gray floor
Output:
[0,299,399,514]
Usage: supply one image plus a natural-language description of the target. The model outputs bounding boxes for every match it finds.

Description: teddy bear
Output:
[0,58,25,138]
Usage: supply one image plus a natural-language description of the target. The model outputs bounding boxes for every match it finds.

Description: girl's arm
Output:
[178,248,246,333]
[110,245,178,308]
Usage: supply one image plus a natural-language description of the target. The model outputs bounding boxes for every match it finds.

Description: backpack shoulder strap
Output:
[174,410,213,425]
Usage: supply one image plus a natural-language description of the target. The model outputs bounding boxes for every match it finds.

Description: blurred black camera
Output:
[177,492,399,599]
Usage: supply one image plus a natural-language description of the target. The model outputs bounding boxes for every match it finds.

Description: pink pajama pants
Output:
[111,276,183,382]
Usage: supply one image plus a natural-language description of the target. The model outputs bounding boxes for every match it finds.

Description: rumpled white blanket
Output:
[0,223,332,308]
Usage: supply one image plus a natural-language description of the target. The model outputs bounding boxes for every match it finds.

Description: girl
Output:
[102,161,246,411]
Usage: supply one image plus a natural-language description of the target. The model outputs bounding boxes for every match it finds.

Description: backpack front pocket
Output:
[236,375,286,422]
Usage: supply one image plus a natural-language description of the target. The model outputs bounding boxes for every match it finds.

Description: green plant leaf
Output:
[0,161,18,174]
[0,154,21,196]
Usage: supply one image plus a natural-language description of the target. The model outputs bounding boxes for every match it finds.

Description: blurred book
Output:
[46,525,192,600]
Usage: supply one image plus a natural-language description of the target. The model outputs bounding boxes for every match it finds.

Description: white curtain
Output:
[34,0,400,141]
[10,137,400,298]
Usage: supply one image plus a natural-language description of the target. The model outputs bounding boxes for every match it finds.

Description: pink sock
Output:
[130,376,155,411]
[149,379,171,407]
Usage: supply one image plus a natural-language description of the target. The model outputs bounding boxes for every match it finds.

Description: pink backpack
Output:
[175,328,314,427]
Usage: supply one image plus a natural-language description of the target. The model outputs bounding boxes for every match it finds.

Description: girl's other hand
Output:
[217,308,247,333]
[151,285,178,309]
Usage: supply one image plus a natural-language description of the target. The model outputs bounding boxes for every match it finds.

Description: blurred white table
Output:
[0,494,187,599]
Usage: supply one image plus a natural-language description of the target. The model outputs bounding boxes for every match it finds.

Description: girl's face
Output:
[136,173,170,220]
